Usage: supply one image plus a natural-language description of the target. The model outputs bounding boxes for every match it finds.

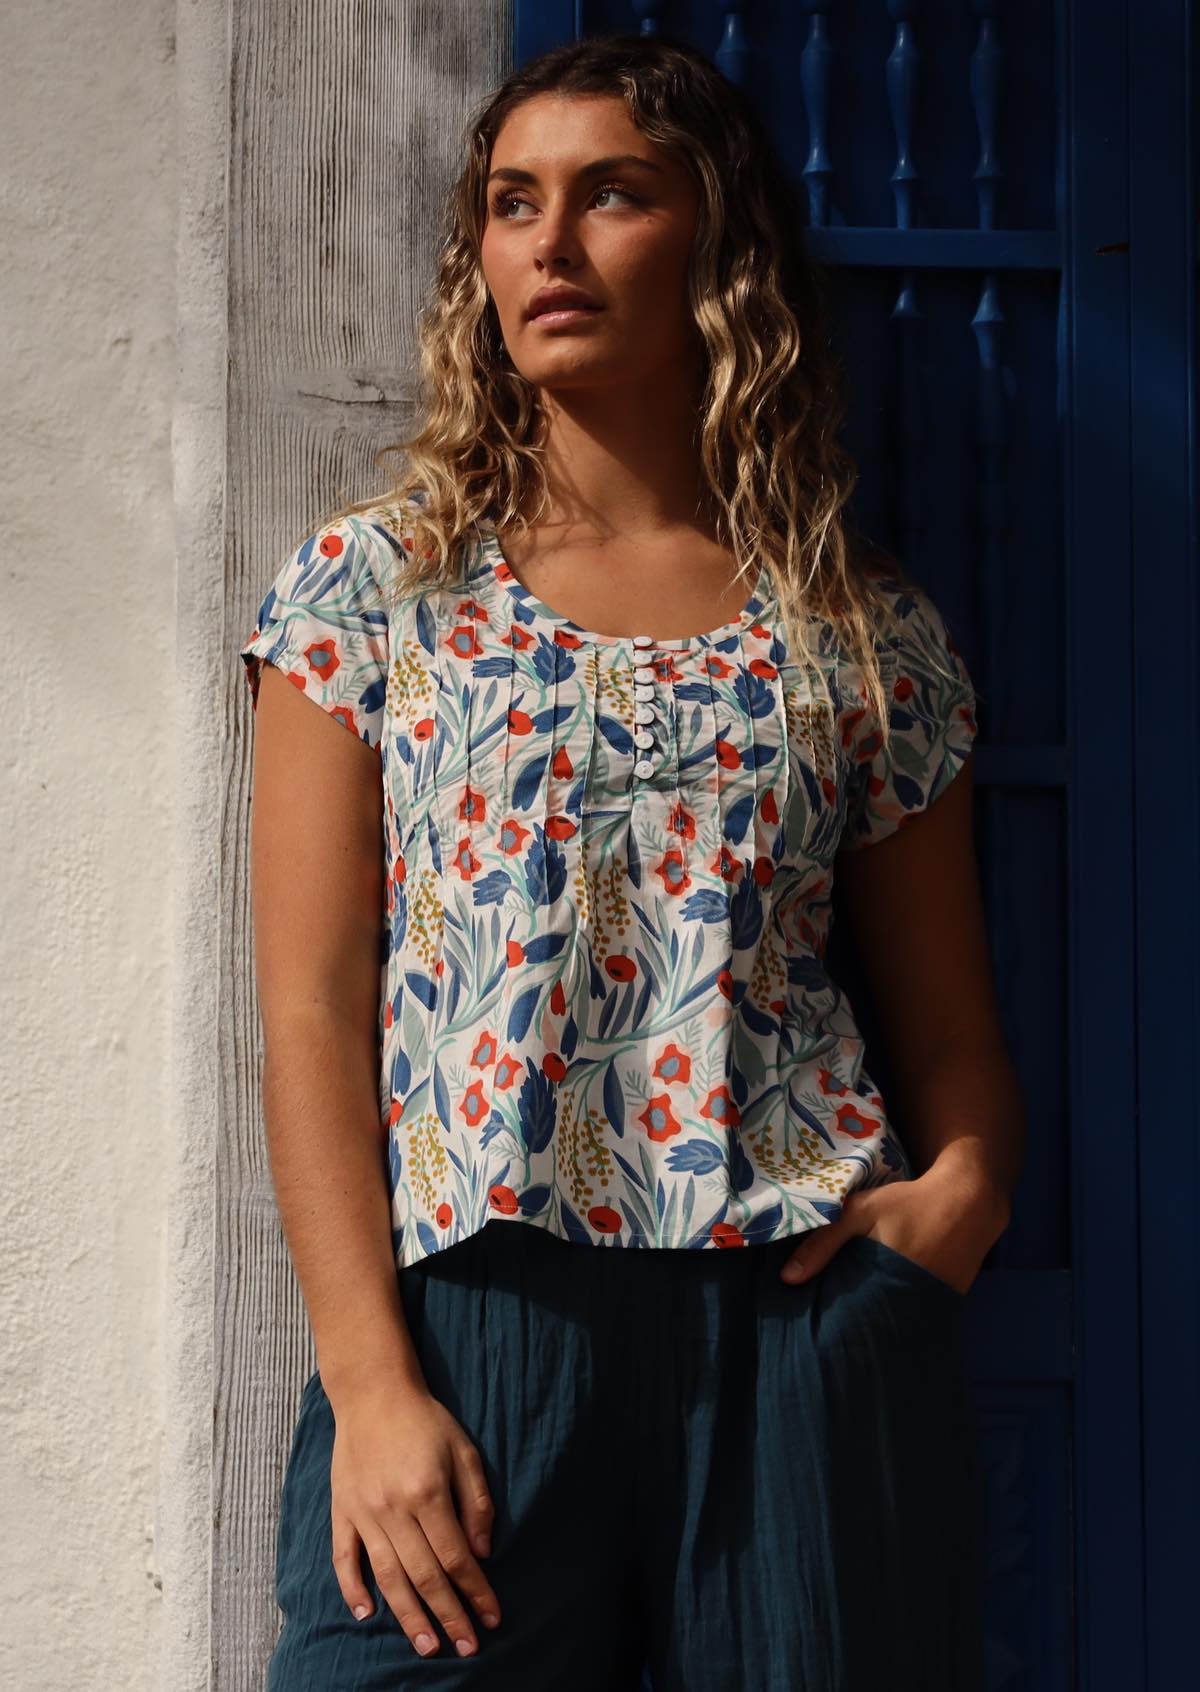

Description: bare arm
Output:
[781,753,1024,1291]
[835,751,1026,1225]
[249,659,424,1404]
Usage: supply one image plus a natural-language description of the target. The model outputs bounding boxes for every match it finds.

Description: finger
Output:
[357,1522,449,1658]
[385,1509,484,1658]
[411,1496,505,1648]
[451,1443,500,1578]
[428,1470,503,1629]
[331,1511,378,1622]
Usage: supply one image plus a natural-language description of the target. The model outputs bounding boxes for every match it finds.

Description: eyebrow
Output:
[486,153,666,186]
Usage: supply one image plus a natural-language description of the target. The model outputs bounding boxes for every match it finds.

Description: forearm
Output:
[261,1009,427,1410]
[897,1041,1026,1231]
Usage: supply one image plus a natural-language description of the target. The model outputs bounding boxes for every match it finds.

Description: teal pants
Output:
[267,1217,987,1690]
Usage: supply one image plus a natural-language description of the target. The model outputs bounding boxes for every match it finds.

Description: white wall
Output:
[1,1,181,1687]
[0,2,512,1686]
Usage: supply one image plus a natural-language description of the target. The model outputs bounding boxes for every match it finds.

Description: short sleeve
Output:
[239,514,390,751]
[838,580,978,851]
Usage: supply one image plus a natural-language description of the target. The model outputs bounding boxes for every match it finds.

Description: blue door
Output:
[513,5,1199,1688]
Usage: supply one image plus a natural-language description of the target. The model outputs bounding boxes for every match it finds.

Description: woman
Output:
[241,30,1024,1692]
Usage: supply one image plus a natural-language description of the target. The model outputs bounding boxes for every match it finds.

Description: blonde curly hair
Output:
[312,30,930,746]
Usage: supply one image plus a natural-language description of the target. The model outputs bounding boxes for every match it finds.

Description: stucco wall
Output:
[1,1,183,1686]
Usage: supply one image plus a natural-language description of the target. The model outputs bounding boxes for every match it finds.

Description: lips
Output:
[527,287,602,319]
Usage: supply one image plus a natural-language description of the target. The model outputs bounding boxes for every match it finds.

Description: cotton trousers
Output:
[266,1217,988,1692]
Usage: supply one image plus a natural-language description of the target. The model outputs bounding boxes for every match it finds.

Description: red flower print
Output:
[318,532,343,558]
[395,852,407,882]
[453,838,481,879]
[752,855,775,886]
[488,1184,520,1214]
[605,954,636,982]
[652,1042,692,1085]
[654,849,691,895]
[856,728,883,762]
[498,818,531,855]
[330,705,360,736]
[769,998,785,1014]
[413,717,435,742]
[651,655,682,684]
[435,1202,454,1229]
[552,745,574,780]
[748,658,778,680]
[549,980,566,1015]
[459,1082,488,1128]
[666,801,696,840]
[504,625,536,651]
[494,1053,521,1089]
[542,1053,567,1082]
[588,1205,623,1235]
[894,674,914,702]
[446,624,484,661]
[711,845,740,881]
[821,776,837,805]
[638,1095,682,1142]
[817,1068,849,1096]
[715,734,742,770]
[749,621,772,639]
[455,598,489,622]
[303,637,341,680]
[834,1100,879,1138]
[506,941,525,967]
[699,1085,742,1128]
[554,629,585,650]
[508,707,534,735]
[710,1221,747,1247]
[704,655,734,679]
[840,707,865,748]
[469,1031,497,1068]
[388,1097,403,1126]
[716,968,734,1001]
[544,815,577,840]
[459,785,487,824]
[761,787,779,825]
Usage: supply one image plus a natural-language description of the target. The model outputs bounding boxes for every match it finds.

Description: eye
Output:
[489,181,641,219]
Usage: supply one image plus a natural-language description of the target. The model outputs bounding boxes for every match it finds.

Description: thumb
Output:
[779,1209,868,1283]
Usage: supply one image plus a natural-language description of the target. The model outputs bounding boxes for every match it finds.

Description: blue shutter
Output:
[512,7,1197,1689]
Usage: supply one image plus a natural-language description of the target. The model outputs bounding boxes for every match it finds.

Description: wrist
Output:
[920,1150,1012,1240]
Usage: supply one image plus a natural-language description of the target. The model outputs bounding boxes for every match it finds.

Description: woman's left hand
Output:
[778,1167,1008,1295]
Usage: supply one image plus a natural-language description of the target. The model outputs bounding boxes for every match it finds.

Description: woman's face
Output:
[479,92,703,397]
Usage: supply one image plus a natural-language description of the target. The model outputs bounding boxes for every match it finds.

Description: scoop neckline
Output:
[478,519,774,649]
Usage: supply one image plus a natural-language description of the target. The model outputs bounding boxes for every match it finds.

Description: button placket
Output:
[630,639,660,780]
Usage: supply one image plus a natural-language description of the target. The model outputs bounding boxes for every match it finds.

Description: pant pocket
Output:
[852,1231,967,1305]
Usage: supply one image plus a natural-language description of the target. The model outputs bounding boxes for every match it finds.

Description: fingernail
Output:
[353,1604,371,1621]
[415,1632,437,1654]
[782,1261,805,1281]
[481,1611,499,1628]
[455,1637,475,1656]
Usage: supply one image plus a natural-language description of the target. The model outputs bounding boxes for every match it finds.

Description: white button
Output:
[634,759,655,778]
[634,730,655,749]
[631,634,654,649]
[634,684,655,703]
[633,666,655,684]
[634,705,657,725]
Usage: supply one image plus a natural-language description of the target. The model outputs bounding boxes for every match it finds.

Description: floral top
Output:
[240,495,978,1268]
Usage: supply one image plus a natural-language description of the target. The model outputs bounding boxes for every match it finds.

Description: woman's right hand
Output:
[327,1376,503,1658]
